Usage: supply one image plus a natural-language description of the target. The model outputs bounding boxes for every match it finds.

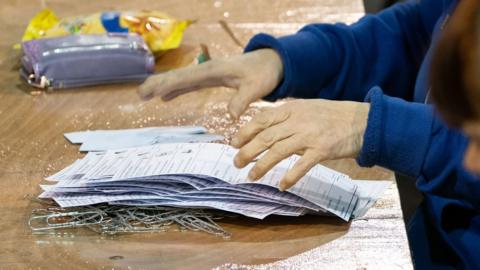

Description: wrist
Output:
[352,102,370,157]
[259,48,284,91]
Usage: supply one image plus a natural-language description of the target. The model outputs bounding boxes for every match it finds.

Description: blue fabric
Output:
[244,0,480,269]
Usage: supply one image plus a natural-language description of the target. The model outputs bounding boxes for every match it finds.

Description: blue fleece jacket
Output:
[244,0,480,269]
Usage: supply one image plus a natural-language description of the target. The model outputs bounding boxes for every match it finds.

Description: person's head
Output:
[431,0,480,174]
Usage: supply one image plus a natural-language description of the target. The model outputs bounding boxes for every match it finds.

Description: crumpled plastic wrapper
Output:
[21,8,191,55]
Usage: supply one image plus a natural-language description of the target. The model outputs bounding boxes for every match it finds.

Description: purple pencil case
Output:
[20,34,155,89]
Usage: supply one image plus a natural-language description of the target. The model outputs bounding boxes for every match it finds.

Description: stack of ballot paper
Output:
[41,143,390,221]
[64,126,224,152]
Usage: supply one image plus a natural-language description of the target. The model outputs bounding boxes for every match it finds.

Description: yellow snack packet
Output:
[21,9,191,54]
[121,11,191,52]
[22,9,59,42]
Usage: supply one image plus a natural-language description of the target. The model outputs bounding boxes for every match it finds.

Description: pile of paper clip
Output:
[28,203,233,238]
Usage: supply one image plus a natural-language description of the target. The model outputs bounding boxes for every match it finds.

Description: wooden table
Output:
[0,1,413,269]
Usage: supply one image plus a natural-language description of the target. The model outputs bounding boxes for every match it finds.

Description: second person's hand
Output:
[138,49,284,119]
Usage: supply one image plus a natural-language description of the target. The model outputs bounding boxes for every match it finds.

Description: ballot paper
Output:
[64,126,224,151]
[41,143,390,221]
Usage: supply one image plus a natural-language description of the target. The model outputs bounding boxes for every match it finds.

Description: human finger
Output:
[244,136,303,181]
[278,150,320,191]
[138,60,233,100]
[231,107,290,148]
[228,84,264,119]
[233,123,295,168]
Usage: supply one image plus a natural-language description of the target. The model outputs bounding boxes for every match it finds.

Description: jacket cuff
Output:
[357,87,434,177]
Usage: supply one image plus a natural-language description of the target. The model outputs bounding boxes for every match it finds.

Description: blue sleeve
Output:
[356,87,434,175]
[356,87,479,201]
[244,0,448,101]
[416,109,480,269]
[358,87,480,269]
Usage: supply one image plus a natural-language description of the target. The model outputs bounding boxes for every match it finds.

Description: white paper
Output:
[351,180,391,218]
[43,143,389,220]
[64,126,223,151]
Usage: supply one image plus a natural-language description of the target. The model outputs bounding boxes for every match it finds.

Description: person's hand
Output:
[231,99,370,191]
[138,49,284,119]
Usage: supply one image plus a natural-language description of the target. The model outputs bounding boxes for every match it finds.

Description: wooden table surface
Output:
[0,1,413,269]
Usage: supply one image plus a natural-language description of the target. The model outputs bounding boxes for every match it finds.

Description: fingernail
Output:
[233,156,241,168]
[278,183,286,192]
[234,155,247,168]
[227,110,238,120]
[139,92,152,101]
[231,138,239,147]
[248,170,257,181]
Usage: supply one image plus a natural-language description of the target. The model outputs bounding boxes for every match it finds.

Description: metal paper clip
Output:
[29,210,104,231]
[29,204,233,237]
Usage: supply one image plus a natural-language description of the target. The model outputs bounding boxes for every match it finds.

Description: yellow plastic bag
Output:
[21,9,191,54]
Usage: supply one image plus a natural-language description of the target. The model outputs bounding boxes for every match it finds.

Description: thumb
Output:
[228,86,260,119]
